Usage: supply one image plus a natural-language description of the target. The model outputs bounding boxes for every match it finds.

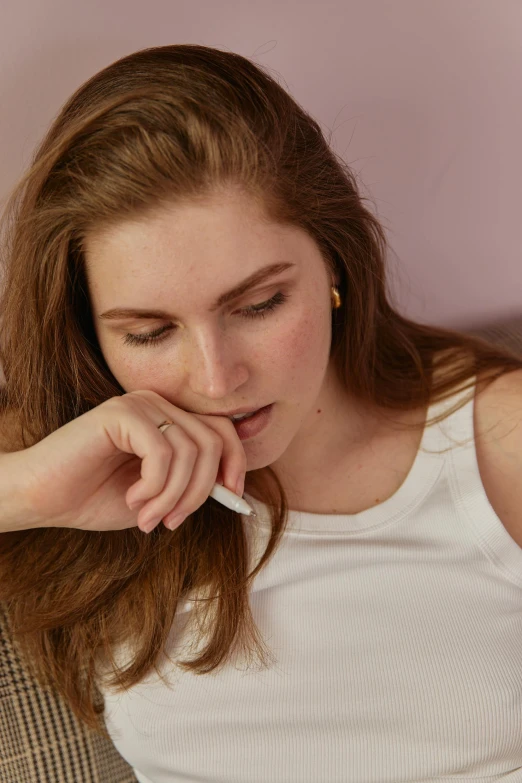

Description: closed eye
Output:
[122,291,289,347]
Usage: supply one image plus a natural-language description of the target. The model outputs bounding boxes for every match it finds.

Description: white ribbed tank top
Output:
[101,376,522,782]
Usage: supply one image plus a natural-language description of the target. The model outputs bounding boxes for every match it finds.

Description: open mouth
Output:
[229,404,273,440]
[228,410,259,421]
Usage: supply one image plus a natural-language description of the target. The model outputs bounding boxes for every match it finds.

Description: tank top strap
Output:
[420,374,477,457]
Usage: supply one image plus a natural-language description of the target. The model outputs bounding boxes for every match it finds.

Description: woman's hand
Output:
[19,390,247,534]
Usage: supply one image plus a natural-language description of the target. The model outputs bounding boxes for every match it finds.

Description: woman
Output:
[1,44,521,782]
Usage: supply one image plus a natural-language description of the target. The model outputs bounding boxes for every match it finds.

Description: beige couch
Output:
[1,314,522,783]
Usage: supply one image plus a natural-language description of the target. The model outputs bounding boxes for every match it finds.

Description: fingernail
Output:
[142,515,160,533]
[167,513,185,530]
[235,479,244,496]
[129,498,145,511]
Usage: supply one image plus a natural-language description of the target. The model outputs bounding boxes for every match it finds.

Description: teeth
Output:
[230,410,257,421]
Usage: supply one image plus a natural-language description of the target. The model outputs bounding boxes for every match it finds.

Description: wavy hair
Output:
[1,44,521,736]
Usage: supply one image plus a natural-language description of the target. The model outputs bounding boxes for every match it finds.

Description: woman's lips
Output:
[232,403,273,440]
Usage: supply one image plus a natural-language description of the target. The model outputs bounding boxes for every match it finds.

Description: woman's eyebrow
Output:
[98,261,296,321]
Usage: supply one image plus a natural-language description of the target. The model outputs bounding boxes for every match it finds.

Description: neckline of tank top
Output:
[243,376,476,534]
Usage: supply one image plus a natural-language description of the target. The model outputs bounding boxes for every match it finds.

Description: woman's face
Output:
[83,188,345,477]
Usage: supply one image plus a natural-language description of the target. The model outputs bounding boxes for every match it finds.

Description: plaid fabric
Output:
[1,315,521,782]
[0,604,137,782]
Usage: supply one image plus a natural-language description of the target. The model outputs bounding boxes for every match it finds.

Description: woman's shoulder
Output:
[473,367,522,549]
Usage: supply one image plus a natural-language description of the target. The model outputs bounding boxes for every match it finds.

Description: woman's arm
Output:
[0,409,39,532]
[0,401,43,534]
[0,451,42,532]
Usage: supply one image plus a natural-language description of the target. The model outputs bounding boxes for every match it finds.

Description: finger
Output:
[116,394,229,524]
[127,390,247,496]
[139,424,225,531]
[101,396,175,508]
[191,413,248,496]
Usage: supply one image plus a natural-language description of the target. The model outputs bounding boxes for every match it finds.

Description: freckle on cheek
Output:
[293,319,316,353]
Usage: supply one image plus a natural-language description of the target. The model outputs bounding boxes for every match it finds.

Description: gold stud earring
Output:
[331,286,342,309]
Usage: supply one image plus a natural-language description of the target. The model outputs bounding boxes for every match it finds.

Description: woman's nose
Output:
[185,332,249,399]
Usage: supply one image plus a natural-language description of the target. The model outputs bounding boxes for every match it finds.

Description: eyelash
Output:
[122,291,289,347]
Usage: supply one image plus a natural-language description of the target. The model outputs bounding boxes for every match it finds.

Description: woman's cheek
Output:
[273,308,328,379]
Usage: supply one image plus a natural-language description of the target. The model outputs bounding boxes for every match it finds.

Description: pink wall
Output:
[1,0,521,336]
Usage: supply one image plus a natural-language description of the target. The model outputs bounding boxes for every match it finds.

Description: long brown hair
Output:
[1,44,521,737]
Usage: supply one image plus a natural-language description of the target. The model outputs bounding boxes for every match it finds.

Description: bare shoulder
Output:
[474,367,522,548]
